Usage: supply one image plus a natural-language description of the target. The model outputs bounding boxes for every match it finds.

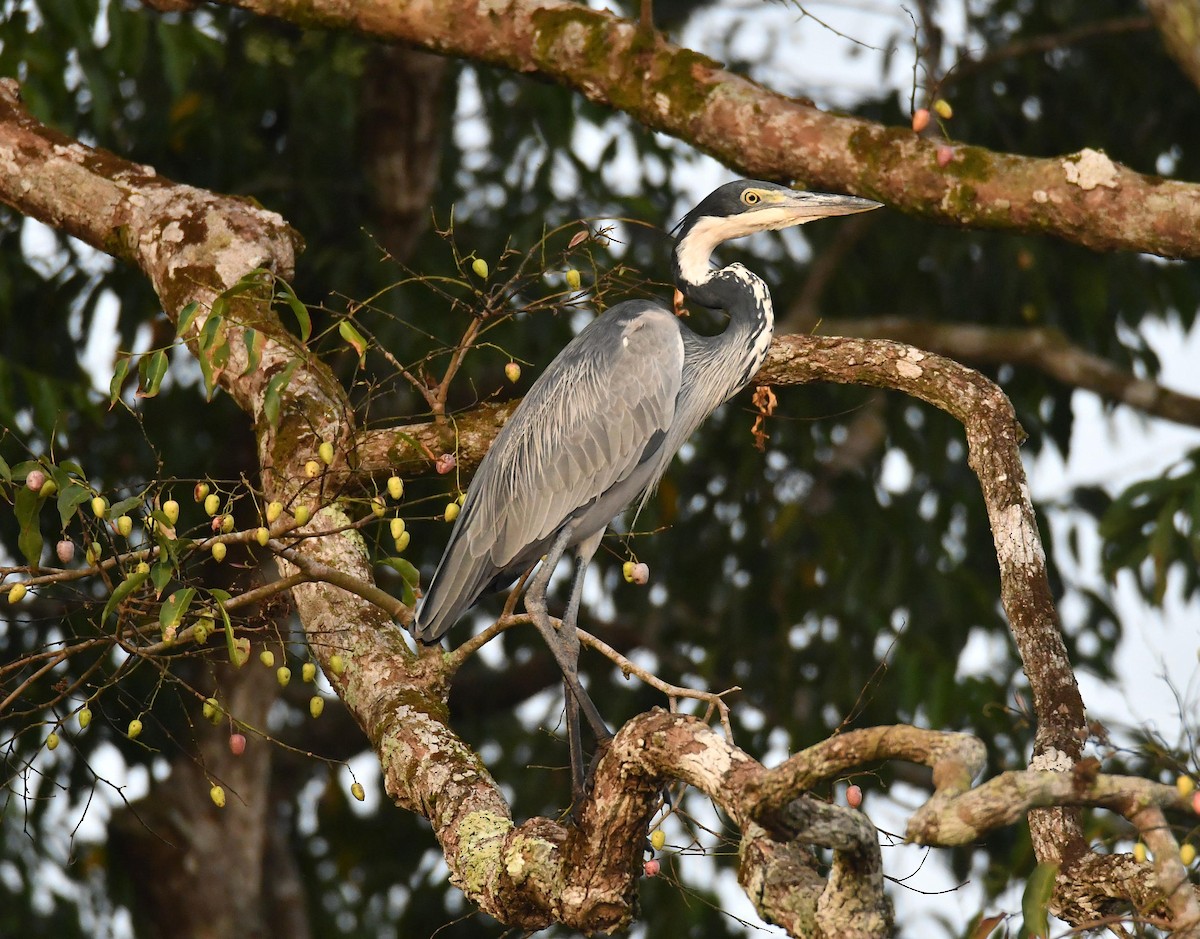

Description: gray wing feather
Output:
[414,302,684,641]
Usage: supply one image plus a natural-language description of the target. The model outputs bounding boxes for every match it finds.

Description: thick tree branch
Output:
[1147,0,1200,93]
[215,0,1200,259]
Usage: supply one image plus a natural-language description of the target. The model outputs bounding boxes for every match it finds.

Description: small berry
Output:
[302,662,317,682]
[256,527,270,546]
[387,476,404,500]
[1177,775,1195,798]
[135,560,150,574]
[78,707,92,730]
[911,108,930,133]
[116,515,133,538]
[1183,843,1197,865]
[650,829,666,851]
[56,540,75,564]
[505,361,521,383]
[389,518,406,540]
[277,666,291,688]
[8,582,27,604]
[351,782,365,802]
[127,718,143,740]
[294,506,310,525]
[471,257,489,279]
[623,561,636,583]
[91,496,107,518]
[1134,841,1147,863]
[370,497,386,518]
[204,493,220,516]
[194,616,213,645]
[203,697,222,724]
[211,542,227,562]
[163,499,180,525]
[304,460,320,478]
[46,731,59,751]
[933,98,953,119]
[220,514,235,533]
[444,502,460,522]
[435,453,456,475]
[40,479,57,497]
[565,268,582,291]
[26,469,46,492]
[229,733,246,756]
[309,696,324,718]
[259,650,275,668]
[210,785,226,808]
[847,784,863,808]
[266,501,283,524]
[630,562,649,585]
[643,859,660,877]
[319,441,335,465]
[394,531,411,552]
[86,542,103,564]
[194,481,210,502]
[329,654,345,676]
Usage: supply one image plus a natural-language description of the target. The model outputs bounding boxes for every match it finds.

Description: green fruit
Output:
[163,499,180,525]
[204,493,220,516]
[266,501,283,524]
[256,527,270,546]
[46,732,60,751]
[302,662,317,683]
[319,441,335,465]
[116,515,133,538]
[309,696,324,718]
[135,560,150,574]
[277,666,291,688]
[471,257,489,279]
[78,707,92,730]
[329,654,345,676]
[220,514,235,533]
[211,542,227,562]
[127,719,143,740]
[91,496,108,518]
[294,505,310,525]
[259,650,275,668]
[203,697,222,724]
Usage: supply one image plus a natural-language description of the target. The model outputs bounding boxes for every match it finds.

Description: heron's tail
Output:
[412,551,496,644]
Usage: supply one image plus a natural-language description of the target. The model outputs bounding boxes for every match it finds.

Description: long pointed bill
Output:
[759,191,883,230]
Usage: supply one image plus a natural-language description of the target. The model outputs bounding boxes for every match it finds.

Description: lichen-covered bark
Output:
[215,0,1200,260]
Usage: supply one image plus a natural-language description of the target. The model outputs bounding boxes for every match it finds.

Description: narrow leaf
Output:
[109,355,131,406]
[176,300,200,336]
[242,327,264,376]
[15,486,44,566]
[1021,863,1058,939]
[101,569,150,624]
[338,319,368,365]
[379,556,420,587]
[137,349,169,398]
[263,359,299,427]
[276,281,311,342]
[159,586,196,630]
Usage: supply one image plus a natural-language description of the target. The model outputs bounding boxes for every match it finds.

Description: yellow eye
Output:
[742,190,762,205]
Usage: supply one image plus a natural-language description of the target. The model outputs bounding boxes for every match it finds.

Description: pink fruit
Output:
[229,733,246,756]
[643,859,660,877]
[847,784,863,808]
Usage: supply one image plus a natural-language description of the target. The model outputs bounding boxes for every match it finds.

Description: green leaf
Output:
[1021,862,1057,939]
[176,300,200,336]
[263,358,299,427]
[101,569,150,624]
[338,319,368,365]
[378,557,419,608]
[150,559,174,595]
[242,327,264,376]
[15,485,44,566]
[56,483,92,528]
[108,494,146,519]
[137,349,170,398]
[159,586,196,630]
[275,281,311,342]
[0,452,9,483]
[109,355,131,407]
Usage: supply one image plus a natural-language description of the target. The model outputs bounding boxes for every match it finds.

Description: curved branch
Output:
[215,0,1200,259]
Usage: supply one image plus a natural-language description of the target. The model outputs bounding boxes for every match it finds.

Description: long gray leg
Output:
[560,531,608,805]
[523,526,610,744]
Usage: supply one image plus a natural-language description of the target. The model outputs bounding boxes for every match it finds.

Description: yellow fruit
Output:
[302,662,317,682]
[256,527,270,546]
[116,515,133,538]
[622,561,636,583]
[319,441,334,465]
[351,782,365,802]
[933,98,953,119]
[444,502,460,523]
[277,666,291,687]
[304,459,320,478]
[259,650,275,668]
[211,542,227,562]
[1177,775,1196,798]
[220,514,235,533]
[210,785,226,808]
[650,829,665,851]
[371,497,386,517]
[91,496,107,518]
[390,517,406,540]
[505,361,521,383]
[135,560,150,574]
[309,696,324,718]
[203,697,222,724]
[394,531,410,552]
[565,268,582,291]
[78,707,92,730]
[40,479,57,498]
[8,582,27,604]
[387,476,404,500]
[86,542,102,564]
[471,258,489,279]
[46,732,59,751]
[329,654,345,676]
[266,501,283,524]
[127,718,143,740]
[1134,842,1147,863]
[204,493,220,516]
[1183,843,1197,865]
[294,505,310,525]
[194,481,210,502]
[163,499,180,525]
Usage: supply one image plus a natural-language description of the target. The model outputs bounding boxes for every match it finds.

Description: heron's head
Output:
[673,180,882,288]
